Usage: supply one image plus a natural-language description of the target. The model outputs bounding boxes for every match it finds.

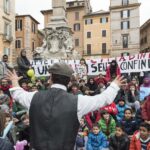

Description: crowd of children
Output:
[0,56,150,150]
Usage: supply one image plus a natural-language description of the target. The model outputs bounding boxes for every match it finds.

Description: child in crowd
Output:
[129,122,150,150]
[87,124,108,150]
[125,84,140,111]
[109,124,130,150]
[75,118,89,150]
[70,83,83,95]
[0,88,10,113]
[98,110,116,138]
[116,98,129,122]
[121,108,137,137]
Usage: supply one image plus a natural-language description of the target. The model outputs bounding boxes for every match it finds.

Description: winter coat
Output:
[87,131,108,150]
[106,66,121,81]
[98,116,116,137]
[142,96,150,121]
[116,104,129,122]
[100,102,118,116]
[121,118,137,135]
[109,134,130,150]
[85,111,100,129]
[129,131,150,150]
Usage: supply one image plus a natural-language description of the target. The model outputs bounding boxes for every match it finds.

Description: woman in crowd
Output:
[17,49,31,79]
[86,78,98,96]
[106,60,121,82]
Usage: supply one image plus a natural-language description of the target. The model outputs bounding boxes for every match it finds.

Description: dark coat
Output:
[109,134,130,150]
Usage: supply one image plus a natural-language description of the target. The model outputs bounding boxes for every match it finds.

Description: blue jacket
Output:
[116,104,129,122]
[87,131,108,150]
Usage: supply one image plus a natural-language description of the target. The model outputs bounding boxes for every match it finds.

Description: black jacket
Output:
[109,134,130,150]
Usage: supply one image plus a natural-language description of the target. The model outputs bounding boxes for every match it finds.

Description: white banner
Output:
[31,52,150,77]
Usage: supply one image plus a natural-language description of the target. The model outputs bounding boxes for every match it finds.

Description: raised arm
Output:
[6,70,36,109]
[77,76,126,120]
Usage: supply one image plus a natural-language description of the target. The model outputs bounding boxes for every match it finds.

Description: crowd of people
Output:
[0,51,150,150]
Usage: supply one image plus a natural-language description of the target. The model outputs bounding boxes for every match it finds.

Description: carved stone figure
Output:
[34,0,80,60]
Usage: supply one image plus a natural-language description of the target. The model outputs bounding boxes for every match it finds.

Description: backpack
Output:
[76,134,85,147]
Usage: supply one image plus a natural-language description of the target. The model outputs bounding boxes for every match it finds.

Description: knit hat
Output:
[49,62,74,77]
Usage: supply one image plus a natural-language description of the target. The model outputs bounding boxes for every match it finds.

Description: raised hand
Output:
[113,76,127,87]
[6,69,22,87]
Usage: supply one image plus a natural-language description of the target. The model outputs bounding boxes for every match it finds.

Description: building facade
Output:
[83,11,111,58]
[0,0,15,64]
[41,0,92,55]
[15,15,43,60]
[140,19,150,53]
[110,0,141,57]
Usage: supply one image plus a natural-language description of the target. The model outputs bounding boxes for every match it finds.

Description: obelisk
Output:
[49,0,67,27]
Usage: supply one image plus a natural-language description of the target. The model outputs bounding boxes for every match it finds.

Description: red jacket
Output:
[142,96,150,121]
[130,131,150,150]
[105,66,121,81]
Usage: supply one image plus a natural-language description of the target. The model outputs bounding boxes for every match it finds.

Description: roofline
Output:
[84,11,110,17]
[140,19,150,30]
[16,15,40,24]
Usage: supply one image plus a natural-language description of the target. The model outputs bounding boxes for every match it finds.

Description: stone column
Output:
[48,0,67,27]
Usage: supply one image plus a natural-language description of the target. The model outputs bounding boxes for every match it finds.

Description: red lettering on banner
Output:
[129,55,135,60]
[139,53,146,59]
[119,56,126,61]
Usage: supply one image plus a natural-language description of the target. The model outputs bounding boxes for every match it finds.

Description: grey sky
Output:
[16,0,150,29]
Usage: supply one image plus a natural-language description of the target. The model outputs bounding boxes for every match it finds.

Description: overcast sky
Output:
[16,0,150,29]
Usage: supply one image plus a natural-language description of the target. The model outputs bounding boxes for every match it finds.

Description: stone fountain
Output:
[35,0,81,60]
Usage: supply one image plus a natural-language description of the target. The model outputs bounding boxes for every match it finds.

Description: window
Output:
[100,17,108,24]
[32,23,36,33]
[4,0,10,14]
[85,19,93,25]
[102,43,106,54]
[87,32,91,38]
[69,2,74,7]
[87,44,91,55]
[75,12,79,20]
[121,21,130,29]
[121,10,130,18]
[3,48,10,56]
[122,35,128,48]
[74,23,80,31]
[32,42,35,51]
[4,22,12,38]
[75,39,79,47]
[141,39,143,45]
[122,0,129,5]
[15,40,21,48]
[15,19,22,31]
[102,30,106,37]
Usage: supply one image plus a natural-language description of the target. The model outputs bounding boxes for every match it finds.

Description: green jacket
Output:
[98,116,116,138]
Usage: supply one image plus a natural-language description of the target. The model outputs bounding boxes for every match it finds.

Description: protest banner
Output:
[31,52,150,77]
